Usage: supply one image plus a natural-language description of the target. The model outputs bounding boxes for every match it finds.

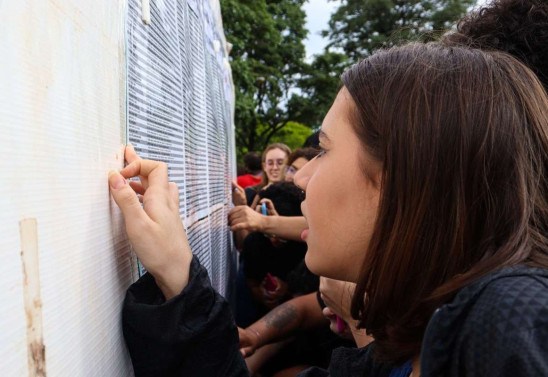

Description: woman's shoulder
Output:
[461,266,548,324]
[422,266,548,376]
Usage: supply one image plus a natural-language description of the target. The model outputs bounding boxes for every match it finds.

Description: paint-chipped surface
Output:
[28,342,46,377]
[20,219,47,377]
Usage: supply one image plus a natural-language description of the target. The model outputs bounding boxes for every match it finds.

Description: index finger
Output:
[260,198,274,209]
[250,194,260,209]
[120,158,169,189]
[124,144,141,164]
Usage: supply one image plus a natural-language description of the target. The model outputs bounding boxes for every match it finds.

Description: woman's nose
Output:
[294,160,313,191]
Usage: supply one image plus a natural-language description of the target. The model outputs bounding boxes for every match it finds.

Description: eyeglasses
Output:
[285,165,298,175]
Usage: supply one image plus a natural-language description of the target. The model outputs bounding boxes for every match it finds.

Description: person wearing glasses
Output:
[243,143,291,206]
[230,143,292,248]
[284,148,320,183]
[229,146,320,248]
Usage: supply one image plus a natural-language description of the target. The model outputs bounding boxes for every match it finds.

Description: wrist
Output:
[256,215,268,233]
[260,216,274,235]
[154,253,193,300]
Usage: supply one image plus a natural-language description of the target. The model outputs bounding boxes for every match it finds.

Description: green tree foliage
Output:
[221,0,308,154]
[287,0,473,131]
[322,0,475,61]
[267,121,313,150]
[288,51,350,130]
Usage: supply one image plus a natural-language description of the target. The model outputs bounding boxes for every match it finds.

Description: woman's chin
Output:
[304,252,341,281]
[304,252,359,282]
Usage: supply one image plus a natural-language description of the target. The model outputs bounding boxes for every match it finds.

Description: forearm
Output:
[261,216,307,242]
[247,293,322,348]
[246,301,300,349]
[244,340,292,375]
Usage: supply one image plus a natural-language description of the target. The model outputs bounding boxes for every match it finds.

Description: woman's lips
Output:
[300,229,309,241]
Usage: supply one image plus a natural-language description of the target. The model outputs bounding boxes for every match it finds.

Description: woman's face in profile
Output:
[295,88,382,282]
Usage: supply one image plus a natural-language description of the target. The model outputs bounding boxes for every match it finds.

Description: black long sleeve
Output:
[122,257,249,377]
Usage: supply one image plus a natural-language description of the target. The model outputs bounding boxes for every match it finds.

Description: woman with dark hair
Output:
[323,44,548,374]
[110,42,548,376]
[108,3,548,376]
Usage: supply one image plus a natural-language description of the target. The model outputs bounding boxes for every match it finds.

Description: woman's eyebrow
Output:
[319,130,331,143]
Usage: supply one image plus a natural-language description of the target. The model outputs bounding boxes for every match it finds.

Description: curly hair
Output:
[258,182,305,217]
[443,0,548,90]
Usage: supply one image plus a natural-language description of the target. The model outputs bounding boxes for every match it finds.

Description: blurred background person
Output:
[245,143,291,206]
[237,151,263,188]
[284,148,320,183]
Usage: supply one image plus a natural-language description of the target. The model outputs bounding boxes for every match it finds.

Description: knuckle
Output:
[157,161,168,171]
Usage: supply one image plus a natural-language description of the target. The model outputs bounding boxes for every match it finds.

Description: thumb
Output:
[109,171,147,222]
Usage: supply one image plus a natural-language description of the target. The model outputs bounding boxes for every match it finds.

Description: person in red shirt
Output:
[237,152,263,188]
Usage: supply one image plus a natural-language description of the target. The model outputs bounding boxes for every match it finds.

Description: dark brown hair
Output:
[342,43,548,363]
[243,151,262,173]
[443,0,548,91]
[287,147,320,166]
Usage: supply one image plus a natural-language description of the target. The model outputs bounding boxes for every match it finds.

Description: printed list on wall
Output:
[126,0,236,296]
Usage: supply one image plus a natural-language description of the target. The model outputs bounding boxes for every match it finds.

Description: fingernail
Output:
[109,170,126,189]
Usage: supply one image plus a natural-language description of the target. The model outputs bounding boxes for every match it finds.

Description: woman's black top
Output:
[123,257,548,376]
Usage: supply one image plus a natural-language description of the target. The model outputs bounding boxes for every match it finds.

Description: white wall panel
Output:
[0,0,235,375]
[0,1,132,376]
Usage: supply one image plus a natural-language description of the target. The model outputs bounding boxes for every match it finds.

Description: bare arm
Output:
[261,215,307,242]
[238,292,326,357]
[229,205,307,242]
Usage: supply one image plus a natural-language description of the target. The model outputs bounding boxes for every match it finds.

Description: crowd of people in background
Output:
[231,136,346,376]
[225,0,548,374]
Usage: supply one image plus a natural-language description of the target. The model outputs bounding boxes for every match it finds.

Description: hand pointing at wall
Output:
[108,145,192,300]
